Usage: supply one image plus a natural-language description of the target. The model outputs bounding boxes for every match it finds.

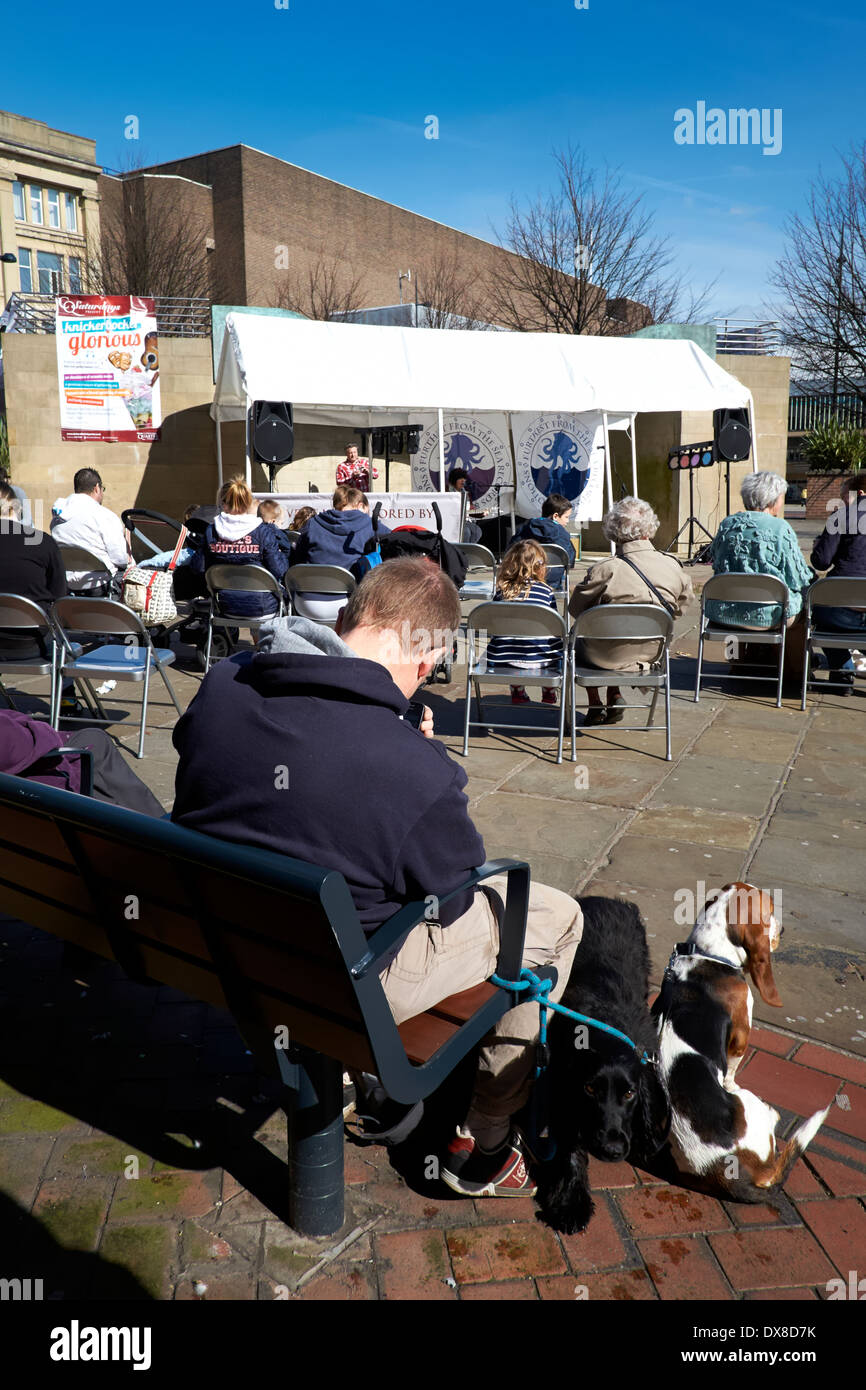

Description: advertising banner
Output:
[255,491,465,543]
[512,411,606,522]
[410,413,513,512]
[55,294,162,443]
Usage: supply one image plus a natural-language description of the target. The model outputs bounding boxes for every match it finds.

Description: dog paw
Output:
[537,1193,595,1235]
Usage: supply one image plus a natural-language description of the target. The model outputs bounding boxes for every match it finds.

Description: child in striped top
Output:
[485,541,563,705]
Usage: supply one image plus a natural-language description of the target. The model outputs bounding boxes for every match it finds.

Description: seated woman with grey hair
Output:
[706,470,813,673]
[568,496,693,725]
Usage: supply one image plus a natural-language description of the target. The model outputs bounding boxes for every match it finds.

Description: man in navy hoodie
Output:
[512,493,577,590]
[172,558,582,1199]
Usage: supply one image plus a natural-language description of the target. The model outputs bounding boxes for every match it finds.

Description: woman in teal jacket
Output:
[707,471,813,673]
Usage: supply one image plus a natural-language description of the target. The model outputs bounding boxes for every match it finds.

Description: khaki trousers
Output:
[380,877,583,1148]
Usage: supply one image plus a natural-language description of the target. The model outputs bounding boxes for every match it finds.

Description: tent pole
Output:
[629,414,638,495]
[505,411,516,536]
[244,400,252,489]
[437,407,446,493]
[215,417,224,492]
[746,391,758,472]
[602,412,615,556]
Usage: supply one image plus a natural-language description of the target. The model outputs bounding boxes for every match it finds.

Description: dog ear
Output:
[746,928,782,1007]
[632,1066,670,1162]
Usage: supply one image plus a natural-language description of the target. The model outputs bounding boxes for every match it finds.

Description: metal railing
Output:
[714,318,783,356]
[0,292,211,337]
[788,393,866,432]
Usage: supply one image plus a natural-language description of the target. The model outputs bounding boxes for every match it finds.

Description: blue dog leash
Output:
[490,967,658,1161]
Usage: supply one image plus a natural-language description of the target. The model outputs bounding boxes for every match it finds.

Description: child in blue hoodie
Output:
[511,493,576,590]
[192,477,288,618]
[291,486,390,581]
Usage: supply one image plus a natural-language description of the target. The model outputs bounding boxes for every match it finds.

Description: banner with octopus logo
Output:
[410,413,513,511]
[512,412,605,521]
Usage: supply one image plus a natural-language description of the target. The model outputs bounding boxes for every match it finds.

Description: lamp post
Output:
[0,252,16,312]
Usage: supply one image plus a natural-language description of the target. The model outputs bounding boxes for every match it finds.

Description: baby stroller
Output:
[120,507,231,668]
[365,501,467,684]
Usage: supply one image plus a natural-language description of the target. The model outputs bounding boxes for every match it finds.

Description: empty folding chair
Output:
[52,597,182,760]
[204,564,287,667]
[569,604,674,761]
[801,576,866,709]
[462,601,571,764]
[454,543,498,602]
[285,565,356,629]
[694,574,790,709]
[0,594,80,717]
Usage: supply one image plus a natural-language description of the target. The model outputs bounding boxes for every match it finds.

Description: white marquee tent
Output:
[210,313,757,502]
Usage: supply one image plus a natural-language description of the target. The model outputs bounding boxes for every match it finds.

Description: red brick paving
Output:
[737,1052,841,1117]
[793,1044,866,1088]
[446,1223,566,1284]
[460,1280,538,1300]
[822,1084,866,1142]
[798,1197,866,1276]
[805,1150,866,1197]
[558,1193,631,1272]
[638,1235,733,1300]
[750,1027,798,1057]
[709,1227,837,1291]
[538,1268,657,1300]
[616,1185,731,1238]
[376,1230,457,1300]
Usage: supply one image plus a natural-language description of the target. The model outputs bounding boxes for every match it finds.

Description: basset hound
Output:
[651,882,830,1202]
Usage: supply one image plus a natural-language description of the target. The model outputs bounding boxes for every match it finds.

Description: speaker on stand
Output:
[713,408,752,516]
[249,400,294,490]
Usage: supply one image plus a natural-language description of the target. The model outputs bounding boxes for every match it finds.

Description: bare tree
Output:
[88,175,218,301]
[771,145,866,402]
[272,248,370,320]
[412,251,493,329]
[487,146,716,335]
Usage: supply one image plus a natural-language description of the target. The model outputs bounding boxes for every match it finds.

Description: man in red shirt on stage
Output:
[336,444,377,491]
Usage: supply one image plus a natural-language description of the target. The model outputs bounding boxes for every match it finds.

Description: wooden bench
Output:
[0,770,532,1236]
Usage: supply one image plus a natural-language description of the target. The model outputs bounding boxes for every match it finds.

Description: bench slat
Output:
[398,983,498,1063]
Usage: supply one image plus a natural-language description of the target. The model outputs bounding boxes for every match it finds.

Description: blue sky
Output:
[9,0,864,319]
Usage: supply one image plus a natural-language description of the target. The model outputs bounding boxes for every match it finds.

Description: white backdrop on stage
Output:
[512,411,606,521]
[410,413,514,512]
[254,491,465,543]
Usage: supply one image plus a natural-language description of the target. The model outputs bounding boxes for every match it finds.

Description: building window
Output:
[18,248,33,293]
[37,251,63,294]
[13,181,25,220]
[47,188,61,229]
[64,192,78,232]
[29,186,43,224]
[68,257,83,293]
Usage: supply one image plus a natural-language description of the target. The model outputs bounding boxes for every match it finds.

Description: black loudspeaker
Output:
[713,408,752,462]
[250,400,294,464]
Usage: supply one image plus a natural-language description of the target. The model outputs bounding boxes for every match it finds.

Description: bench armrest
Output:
[350,858,530,980]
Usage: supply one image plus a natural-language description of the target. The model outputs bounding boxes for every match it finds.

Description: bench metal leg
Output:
[284,1044,344,1237]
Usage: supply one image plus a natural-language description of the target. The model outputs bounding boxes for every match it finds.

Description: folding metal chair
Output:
[569,604,674,761]
[285,530,302,546]
[539,543,572,607]
[694,574,790,709]
[462,601,571,764]
[204,564,287,667]
[285,565,356,629]
[56,543,116,597]
[0,594,83,718]
[801,576,866,709]
[52,597,182,760]
[454,543,498,602]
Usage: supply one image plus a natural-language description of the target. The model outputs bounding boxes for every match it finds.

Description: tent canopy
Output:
[211,313,753,426]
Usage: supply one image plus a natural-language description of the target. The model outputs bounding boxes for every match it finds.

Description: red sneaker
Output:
[510,687,531,705]
[541,687,558,705]
[440,1129,537,1197]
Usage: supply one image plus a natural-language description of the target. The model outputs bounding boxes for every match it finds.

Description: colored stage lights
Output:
[668,441,717,471]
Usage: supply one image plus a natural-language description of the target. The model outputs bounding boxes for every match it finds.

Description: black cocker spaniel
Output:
[535,896,670,1234]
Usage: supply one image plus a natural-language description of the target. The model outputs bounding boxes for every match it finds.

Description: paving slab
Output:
[469,792,623,876]
[749,834,866,897]
[498,755,666,809]
[649,756,786,816]
[628,806,758,850]
[588,834,744,895]
[784,757,865,800]
[688,724,802,764]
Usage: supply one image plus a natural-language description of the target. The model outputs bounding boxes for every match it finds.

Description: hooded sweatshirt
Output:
[193,511,288,616]
[291,508,390,579]
[50,491,128,586]
[171,616,486,955]
[511,516,576,589]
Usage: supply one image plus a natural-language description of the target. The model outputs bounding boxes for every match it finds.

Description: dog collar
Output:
[667,942,744,974]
